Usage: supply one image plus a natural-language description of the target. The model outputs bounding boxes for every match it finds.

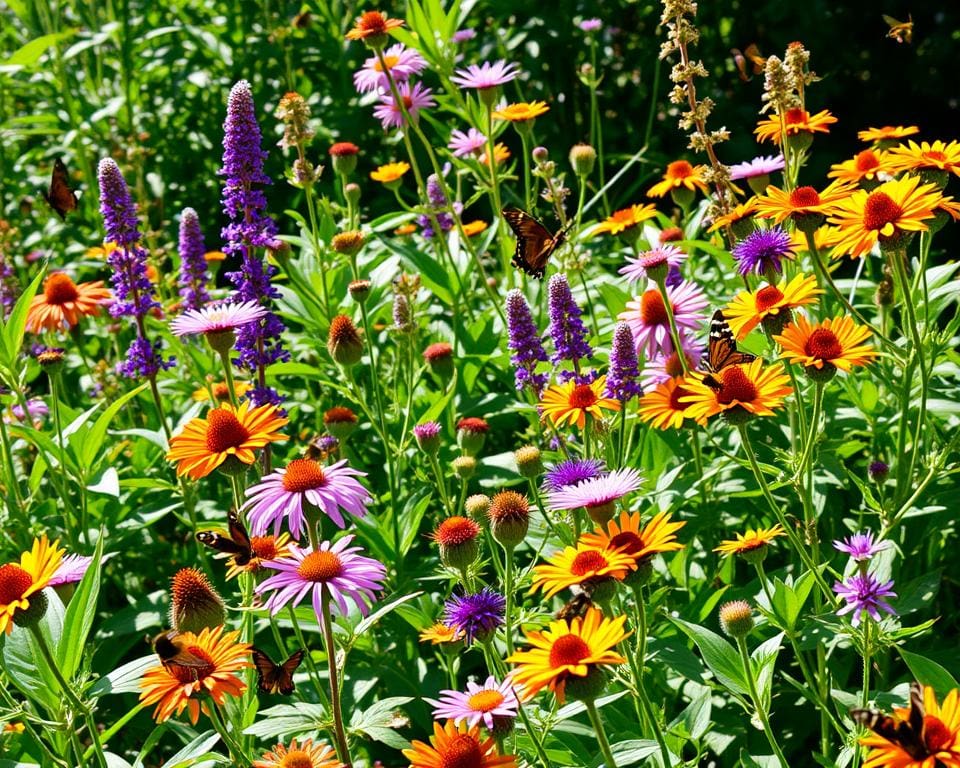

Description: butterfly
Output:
[555,591,595,622]
[196,510,253,567]
[883,14,913,44]
[502,206,572,280]
[252,648,305,695]
[151,630,210,672]
[43,158,79,221]
[731,44,766,82]
[850,682,929,760]
[700,310,756,391]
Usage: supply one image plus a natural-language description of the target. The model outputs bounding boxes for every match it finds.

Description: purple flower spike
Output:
[833,530,892,562]
[605,322,642,402]
[833,572,897,627]
[731,227,794,277]
[542,458,605,492]
[444,588,505,644]
[505,289,548,395]
[177,208,211,311]
[548,274,592,375]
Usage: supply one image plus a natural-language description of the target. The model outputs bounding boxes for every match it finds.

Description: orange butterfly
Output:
[731,44,766,82]
[883,14,913,44]
[502,206,572,280]
[252,648,305,695]
[699,310,756,391]
[43,158,78,220]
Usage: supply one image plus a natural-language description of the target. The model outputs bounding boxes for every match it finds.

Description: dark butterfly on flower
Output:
[43,158,79,221]
[252,648,305,695]
[196,510,253,566]
[700,310,756,391]
[850,682,930,760]
[731,44,766,82]
[502,206,572,280]
[883,14,913,44]
[555,591,595,622]
[151,630,209,671]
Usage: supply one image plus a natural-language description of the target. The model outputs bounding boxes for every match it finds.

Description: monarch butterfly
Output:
[252,648,305,695]
[700,310,757,391]
[43,158,78,221]
[731,44,766,82]
[502,206,572,280]
[196,510,253,566]
[150,630,210,671]
[883,14,913,44]
[850,683,928,759]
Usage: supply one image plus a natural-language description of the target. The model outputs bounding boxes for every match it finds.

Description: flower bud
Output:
[205,328,236,356]
[670,186,695,210]
[659,227,683,244]
[327,315,364,366]
[413,422,441,455]
[514,445,543,479]
[488,490,530,549]
[719,600,754,638]
[453,455,477,480]
[456,417,489,456]
[12,589,48,630]
[331,230,365,257]
[349,279,371,303]
[328,142,360,176]
[532,146,549,164]
[868,460,889,484]
[568,143,597,177]
[323,406,358,440]
[464,493,492,523]
[433,516,481,570]
[423,342,454,382]
[170,568,226,633]
[36,348,65,374]
[803,362,837,384]
[344,182,361,207]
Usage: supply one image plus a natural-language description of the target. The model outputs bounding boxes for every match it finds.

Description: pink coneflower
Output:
[49,553,93,586]
[449,128,488,157]
[452,28,476,43]
[373,81,436,130]
[255,536,387,626]
[640,339,705,390]
[729,154,786,181]
[619,245,688,283]
[544,468,643,512]
[426,676,520,729]
[170,301,268,337]
[353,44,427,94]
[243,457,370,538]
[451,60,519,90]
[618,280,709,358]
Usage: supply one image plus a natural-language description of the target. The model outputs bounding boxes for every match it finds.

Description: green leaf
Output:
[898,648,960,697]
[164,731,225,767]
[351,592,423,640]
[80,383,150,469]
[3,31,75,68]
[671,618,748,695]
[58,533,104,677]
[0,268,44,376]
[242,702,326,739]
[751,632,784,711]
[89,655,157,697]
[349,696,413,750]
[1,588,66,713]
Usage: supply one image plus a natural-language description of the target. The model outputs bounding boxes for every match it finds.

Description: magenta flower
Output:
[618,280,708,358]
[353,44,427,94]
[243,457,370,538]
[729,154,785,181]
[449,128,488,157]
[452,28,476,43]
[619,245,688,283]
[7,398,49,425]
[426,676,520,729]
[169,301,268,338]
[373,81,436,130]
[833,572,896,626]
[833,531,892,562]
[49,553,93,586]
[640,337,704,390]
[578,18,603,32]
[451,60,519,90]
[544,468,642,512]
[256,536,387,626]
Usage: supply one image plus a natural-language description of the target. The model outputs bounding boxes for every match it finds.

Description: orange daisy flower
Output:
[166,401,288,480]
[647,160,709,198]
[480,143,511,167]
[461,220,488,237]
[680,359,792,423]
[204,250,227,262]
[754,179,855,225]
[708,198,759,232]
[724,273,822,339]
[593,204,659,236]
[0,535,64,635]
[492,101,550,122]
[538,376,621,429]
[370,162,410,184]
[345,10,404,41]
[774,314,877,373]
[253,738,343,768]
[828,149,894,185]
[714,524,786,556]
[637,377,703,430]
[225,532,293,580]
[192,381,253,403]
[754,108,837,145]
[139,625,252,724]
[886,139,960,178]
[395,223,418,236]
[531,544,636,598]
[419,622,465,645]
[25,273,112,333]
[579,510,686,567]
[403,720,517,768]
[857,125,919,144]
[860,686,960,768]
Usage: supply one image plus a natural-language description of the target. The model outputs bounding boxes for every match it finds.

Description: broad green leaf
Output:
[0,268,44,375]
[1,588,66,713]
[898,648,960,697]
[58,533,103,677]
[89,655,157,697]
[3,32,75,68]
[671,618,748,695]
[81,383,150,469]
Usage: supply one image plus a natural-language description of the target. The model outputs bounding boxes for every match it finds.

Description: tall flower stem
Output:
[207,698,246,765]
[793,381,823,483]
[484,101,508,282]
[0,401,24,516]
[736,635,789,768]
[216,349,240,408]
[29,626,89,716]
[654,276,690,376]
[286,604,331,708]
[851,619,872,768]
[502,544,516,656]
[49,372,80,546]
[428,454,454,517]
[587,37,610,215]
[629,589,672,768]
[0,682,68,767]
[320,590,351,764]
[585,700,617,768]
[304,184,332,317]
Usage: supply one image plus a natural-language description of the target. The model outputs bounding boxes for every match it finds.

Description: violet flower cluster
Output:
[605,322,642,402]
[547,274,593,379]
[832,529,897,626]
[416,174,462,239]
[505,289,549,395]
[177,207,211,311]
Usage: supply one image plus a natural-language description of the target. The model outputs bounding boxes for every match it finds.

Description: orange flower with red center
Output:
[754,179,856,225]
[345,10,404,41]
[887,139,960,178]
[637,377,703,430]
[530,544,637,597]
[857,125,919,144]
[433,516,481,548]
[828,150,894,185]
[681,359,792,422]
[538,376,621,429]
[593,204,659,236]
[724,273,822,339]
[225,532,293,580]
[253,738,343,768]
[25,273,112,333]
[754,108,837,144]
[775,314,876,373]
[579,511,686,567]
[403,720,517,768]
[859,686,960,768]
[0,535,64,635]
[647,160,709,198]
[708,198,759,232]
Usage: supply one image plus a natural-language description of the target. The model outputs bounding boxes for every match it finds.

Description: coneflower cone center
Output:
[250,536,279,561]
[664,352,687,377]
[754,285,785,313]
[44,273,80,304]
[440,734,484,768]
[0,564,32,603]
[205,410,250,453]
[784,107,806,125]
[717,367,758,405]
[568,384,598,409]
[172,569,218,606]
[467,689,506,712]
[668,384,692,411]
[298,551,343,582]
[279,752,314,768]
[357,10,388,33]
[789,186,821,208]
[282,458,327,492]
[435,517,480,546]
[169,647,215,682]
[549,634,591,667]
[609,531,644,556]
[571,550,609,576]
[863,192,904,233]
[923,716,952,752]
[639,290,669,326]
[855,150,880,172]
[805,328,843,360]
[666,160,693,179]
[489,491,528,522]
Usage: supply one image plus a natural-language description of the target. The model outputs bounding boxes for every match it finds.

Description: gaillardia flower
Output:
[887,139,960,179]
[775,314,877,374]
[754,180,855,227]
[714,525,786,557]
[859,686,960,768]
[592,204,658,236]
[0,535,64,634]
[723,273,822,339]
[579,511,686,567]
[253,738,342,768]
[754,107,837,145]
[538,376,620,429]
[647,160,709,198]
[345,10,404,41]
[828,149,893,186]
[403,720,517,768]
[857,125,919,144]
[25,273,111,334]
[426,676,520,729]
[681,359,793,423]
[638,377,701,430]
[531,544,636,597]
[492,101,549,122]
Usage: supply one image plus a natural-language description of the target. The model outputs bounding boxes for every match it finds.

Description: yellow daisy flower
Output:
[774,314,877,373]
[828,149,894,185]
[857,125,919,144]
[531,544,637,598]
[708,198,759,232]
[480,143,511,166]
[680,359,793,422]
[579,511,686,566]
[724,273,822,340]
[461,220,488,237]
[492,101,550,122]
[253,738,342,768]
[593,204,658,236]
[419,622,465,645]
[714,524,786,556]
[539,376,621,430]
[403,720,517,768]
[886,139,960,178]
[637,377,704,430]
[370,162,410,183]
[647,160,709,198]
[754,179,856,225]
[754,108,837,145]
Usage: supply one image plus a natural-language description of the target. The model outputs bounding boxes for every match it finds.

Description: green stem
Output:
[321,590,351,764]
[754,561,775,607]
[286,604,330,708]
[736,636,789,768]
[630,590,672,767]
[217,349,240,408]
[585,700,618,768]
[428,454,454,518]
[0,682,68,766]
[29,626,88,716]
[206,698,246,764]
[852,620,871,768]
[503,545,516,656]
[0,400,24,514]
[654,276,690,376]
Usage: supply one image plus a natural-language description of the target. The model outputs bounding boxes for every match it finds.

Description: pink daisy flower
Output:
[49,553,93,586]
[451,60,519,90]
[544,468,643,512]
[244,457,370,538]
[425,676,520,729]
[449,128,488,157]
[619,245,688,283]
[729,154,785,181]
[373,81,436,130]
[256,536,387,626]
[618,280,708,358]
[352,44,427,94]
[169,301,267,337]
[640,337,705,390]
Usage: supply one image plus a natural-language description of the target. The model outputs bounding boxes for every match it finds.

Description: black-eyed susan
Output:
[857,125,919,144]
[165,401,288,480]
[370,161,410,184]
[828,175,942,258]
[775,314,876,376]
[192,381,253,403]
[139,625,252,724]
[680,359,793,424]
[0,535,64,635]
[754,107,837,145]
[647,160,709,199]
[492,101,549,122]
[25,273,112,333]
[403,720,517,768]
[724,273,822,339]
[887,139,960,179]
[507,608,629,702]
[579,510,686,568]
[637,377,704,430]
[539,377,620,430]
[593,204,658,236]
[714,524,786,556]
[754,179,856,226]
[530,544,636,598]
[828,149,894,186]
[253,738,343,768]
[859,685,960,768]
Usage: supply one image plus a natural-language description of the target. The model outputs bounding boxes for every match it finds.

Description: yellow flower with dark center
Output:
[647,160,709,198]
[828,149,894,185]
[708,198,759,232]
[492,101,550,122]
[857,125,919,143]
[0,535,64,635]
[593,204,659,236]
[680,359,793,422]
[637,377,704,430]
[531,545,636,597]
[714,524,786,556]
[754,179,856,224]
[724,273,822,340]
[859,686,960,768]
[579,510,686,566]
[774,314,876,372]
[827,175,942,258]
[887,139,960,177]
[754,107,837,144]
[370,162,410,183]
[253,738,342,768]
[403,720,517,768]
[539,376,621,429]
[461,220,488,237]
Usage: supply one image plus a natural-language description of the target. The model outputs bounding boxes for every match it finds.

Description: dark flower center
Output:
[754,285,785,313]
[863,192,904,232]
[44,273,80,305]
[854,150,880,172]
[717,367,758,405]
[549,634,591,667]
[250,536,280,562]
[297,551,343,582]
[570,550,609,576]
[440,734,484,768]
[204,410,250,453]
[282,458,327,493]
[357,10,388,34]
[667,160,693,179]
[435,517,480,546]
[0,564,33,604]
[568,384,598,409]
[609,531,644,555]
[789,186,821,208]
[640,290,668,326]
[784,107,807,125]
[804,328,843,360]
[669,384,692,411]
[169,646,215,683]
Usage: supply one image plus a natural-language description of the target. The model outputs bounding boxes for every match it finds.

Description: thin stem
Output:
[736,636,789,768]
[654,276,690,376]
[585,700,618,768]
[793,381,823,483]
[286,604,331,708]
[217,348,240,408]
[630,589,672,767]
[502,544,516,656]
[29,626,88,716]
[321,590,351,764]
[0,683,68,767]
[206,698,246,764]
[852,619,871,768]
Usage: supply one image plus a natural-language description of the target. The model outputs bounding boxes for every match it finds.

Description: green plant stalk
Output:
[587,37,610,215]
[484,101,508,283]
[690,427,707,505]
[654,275,691,376]
[0,681,68,767]
[736,635,789,768]
[852,619,871,768]
[29,625,89,716]
[428,453,454,517]
[793,380,823,484]
[217,349,240,409]
[527,478,560,540]
[585,699,618,768]
[0,394,26,515]
[519,129,533,210]
[321,589,351,764]
[630,589,672,767]
[303,182,332,318]
[49,372,79,546]
[753,561,775,607]
[286,604,331,708]
[206,697,246,765]
[502,544,516,656]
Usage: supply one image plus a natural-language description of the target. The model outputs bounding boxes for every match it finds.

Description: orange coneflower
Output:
[886,139,960,179]
[191,381,253,403]
[754,107,837,145]
[530,544,636,598]
[579,510,686,567]
[253,738,343,768]
[345,10,404,41]
[774,314,877,374]
[637,377,703,430]
[0,535,64,635]
[370,162,410,183]
[859,686,960,768]
[139,625,252,724]
[714,524,786,556]
[647,160,709,198]
[403,720,517,768]
[828,149,894,186]
[754,179,855,226]
[680,359,793,423]
[724,273,822,339]
[492,101,550,122]
[225,532,293,580]
[165,401,288,480]
[593,204,658,236]
[857,125,919,144]
[25,273,112,333]
[539,377,620,430]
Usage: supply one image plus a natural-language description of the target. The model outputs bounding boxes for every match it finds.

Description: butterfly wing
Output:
[253,648,304,695]
[153,631,210,670]
[850,683,927,759]
[701,310,757,389]
[226,509,253,565]
[277,649,305,695]
[503,206,559,280]
[43,158,78,221]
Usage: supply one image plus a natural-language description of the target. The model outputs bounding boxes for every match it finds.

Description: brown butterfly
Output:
[252,648,305,695]
[292,9,312,28]
[883,14,913,44]
[151,630,210,671]
[196,510,253,566]
[43,158,78,221]
[700,310,756,391]
[555,591,595,621]
[502,206,572,280]
[731,44,766,82]
[851,683,929,760]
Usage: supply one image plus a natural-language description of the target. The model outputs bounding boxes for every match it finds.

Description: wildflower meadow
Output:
[2,1,960,767]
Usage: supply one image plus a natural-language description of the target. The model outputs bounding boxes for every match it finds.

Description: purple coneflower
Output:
[833,572,896,626]
[244,457,370,537]
[578,18,603,32]
[605,322,642,402]
[833,530,891,562]
[426,676,519,729]
[542,458,605,492]
[868,460,889,482]
[731,227,794,277]
[353,43,427,94]
[49,554,93,586]
[641,338,704,389]
[619,245,687,283]
[444,588,505,645]
[451,60,519,90]
[177,208,211,311]
[170,301,268,338]
[729,154,785,181]
[256,536,387,626]
[505,289,548,395]
[544,468,643,512]
[618,280,708,358]
[448,128,488,158]
[452,28,476,43]
[373,81,436,130]
[548,274,592,374]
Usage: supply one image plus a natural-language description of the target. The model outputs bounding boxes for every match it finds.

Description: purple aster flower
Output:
[729,154,785,181]
[353,44,427,94]
[0,251,16,316]
[170,301,268,338]
[451,60,519,90]
[505,289,548,395]
[833,572,897,626]
[578,18,603,32]
[731,227,794,277]
[449,128,488,158]
[619,245,688,284]
[618,280,708,358]
[416,173,462,238]
[177,207,211,311]
[256,536,387,628]
[425,676,519,729]
[641,337,705,390]
[444,588,505,644]
[605,322,642,402]
[452,28,476,43]
[373,80,436,130]
[49,553,93,586]
[544,468,643,512]
[548,274,593,373]
[833,530,892,562]
[542,458,605,492]
[244,457,370,538]
[868,461,889,482]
